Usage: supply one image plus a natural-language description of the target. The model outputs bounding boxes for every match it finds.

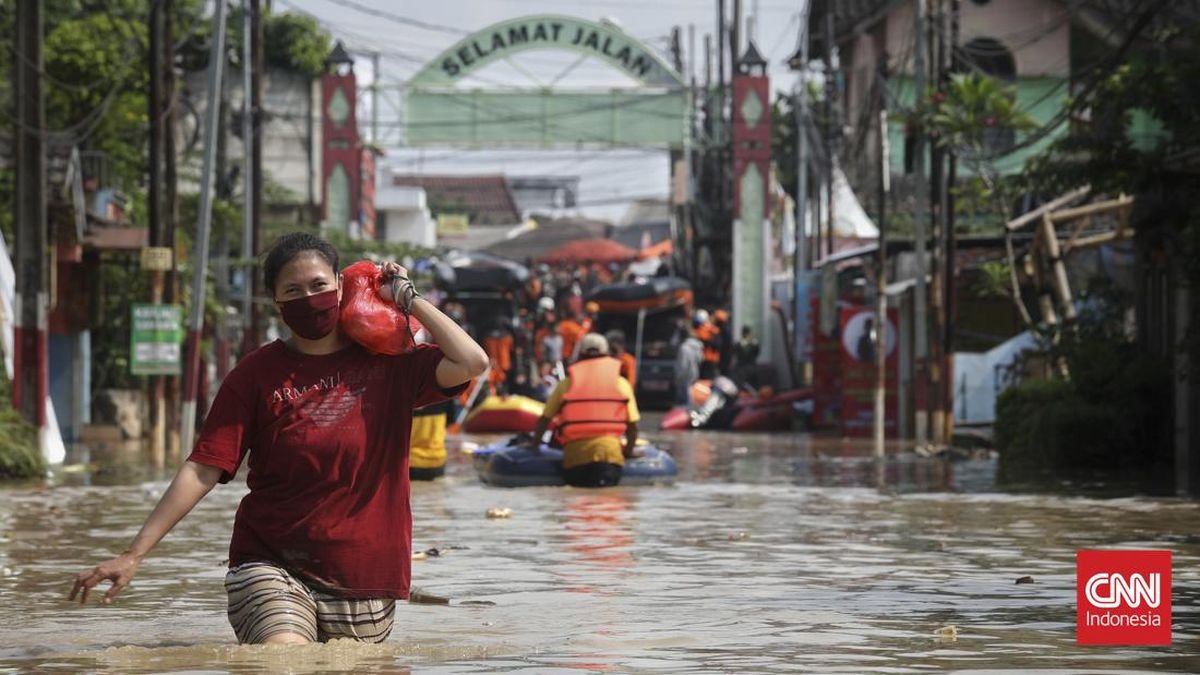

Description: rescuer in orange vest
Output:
[558,311,586,363]
[693,309,722,378]
[606,329,637,391]
[529,333,641,488]
[482,321,514,393]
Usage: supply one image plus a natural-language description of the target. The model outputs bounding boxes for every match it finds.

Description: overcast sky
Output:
[283,0,808,223]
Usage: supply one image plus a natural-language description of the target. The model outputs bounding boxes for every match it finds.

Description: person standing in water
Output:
[69,232,488,644]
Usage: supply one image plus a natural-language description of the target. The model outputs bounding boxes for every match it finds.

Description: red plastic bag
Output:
[338,260,424,355]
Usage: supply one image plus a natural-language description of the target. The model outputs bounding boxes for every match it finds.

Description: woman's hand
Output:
[70,551,141,605]
[376,261,412,303]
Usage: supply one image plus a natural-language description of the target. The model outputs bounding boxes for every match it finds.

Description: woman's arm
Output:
[410,297,490,388]
[70,460,223,604]
[376,262,488,388]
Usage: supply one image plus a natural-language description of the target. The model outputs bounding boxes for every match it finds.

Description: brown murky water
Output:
[1,428,1198,673]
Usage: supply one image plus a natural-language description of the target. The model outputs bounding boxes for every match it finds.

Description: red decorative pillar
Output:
[320,41,361,235]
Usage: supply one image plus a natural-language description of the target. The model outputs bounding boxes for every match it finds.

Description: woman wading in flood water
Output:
[70,232,488,644]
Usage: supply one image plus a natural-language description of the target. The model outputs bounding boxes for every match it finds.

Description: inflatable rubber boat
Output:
[471,437,678,488]
[660,377,811,432]
[462,395,545,433]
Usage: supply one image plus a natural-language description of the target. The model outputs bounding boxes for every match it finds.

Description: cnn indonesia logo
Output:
[1077,550,1172,645]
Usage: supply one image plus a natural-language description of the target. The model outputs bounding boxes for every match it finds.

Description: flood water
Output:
[2,427,1198,674]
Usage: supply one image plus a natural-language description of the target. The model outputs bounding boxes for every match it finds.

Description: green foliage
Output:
[917,73,1038,158]
[771,92,800,205]
[0,369,46,481]
[42,9,151,189]
[0,171,13,245]
[1023,22,1200,196]
[972,261,1014,300]
[264,11,332,78]
[898,73,1037,233]
[995,279,1169,480]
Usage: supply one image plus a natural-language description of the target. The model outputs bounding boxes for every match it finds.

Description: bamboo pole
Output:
[1006,186,1090,232]
[1041,213,1077,322]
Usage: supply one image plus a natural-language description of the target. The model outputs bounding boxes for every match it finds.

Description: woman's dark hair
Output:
[263,232,339,294]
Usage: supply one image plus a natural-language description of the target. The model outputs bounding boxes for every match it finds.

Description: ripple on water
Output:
[1,433,1199,673]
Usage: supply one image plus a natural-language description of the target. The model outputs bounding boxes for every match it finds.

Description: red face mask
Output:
[277,289,339,340]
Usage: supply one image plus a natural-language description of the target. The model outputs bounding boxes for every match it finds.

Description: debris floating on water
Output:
[411,551,427,561]
[458,600,497,607]
[731,446,749,455]
[486,507,513,519]
[935,625,958,639]
[728,531,751,540]
[408,588,450,605]
[1015,575,1035,584]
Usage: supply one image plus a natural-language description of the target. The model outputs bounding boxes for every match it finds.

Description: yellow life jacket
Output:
[410,405,447,469]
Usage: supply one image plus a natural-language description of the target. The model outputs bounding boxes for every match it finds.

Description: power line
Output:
[311,0,466,35]
[491,0,797,11]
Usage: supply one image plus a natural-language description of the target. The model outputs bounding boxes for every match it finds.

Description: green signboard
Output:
[130,304,183,376]
[406,15,690,149]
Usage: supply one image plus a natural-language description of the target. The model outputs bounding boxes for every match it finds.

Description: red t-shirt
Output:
[187,340,463,599]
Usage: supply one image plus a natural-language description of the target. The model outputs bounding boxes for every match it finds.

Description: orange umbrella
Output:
[539,238,638,265]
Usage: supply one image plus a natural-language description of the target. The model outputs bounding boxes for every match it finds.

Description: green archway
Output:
[405,15,690,148]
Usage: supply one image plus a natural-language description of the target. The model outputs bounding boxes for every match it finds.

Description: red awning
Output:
[539,238,638,265]
[638,238,673,260]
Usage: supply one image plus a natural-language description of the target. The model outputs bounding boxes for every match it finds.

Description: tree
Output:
[903,72,1037,230]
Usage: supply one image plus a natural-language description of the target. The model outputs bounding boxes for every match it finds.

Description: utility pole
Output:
[162,0,181,460]
[911,0,930,448]
[789,2,812,385]
[370,51,381,145]
[147,0,168,467]
[731,0,743,77]
[689,24,696,86]
[246,0,265,352]
[214,82,230,382]
[874,54,890,460]
[241,0,255,356]
[716,0,727,214]
[181,0,228,456]
[13,0,49,460]
[673,24,693,281]
[928,0,948,445]
[823,2,837,259]
[212,40,230,382]
[942,0,961,445]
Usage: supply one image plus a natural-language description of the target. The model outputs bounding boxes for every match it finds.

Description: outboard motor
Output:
[689,376,740,429]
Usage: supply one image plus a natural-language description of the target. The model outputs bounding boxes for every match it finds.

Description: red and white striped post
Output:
[12,0,52,462]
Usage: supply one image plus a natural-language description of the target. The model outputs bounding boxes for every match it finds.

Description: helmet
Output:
[537,297,555,312]
[585,301,600,314]
[692,309,710,325]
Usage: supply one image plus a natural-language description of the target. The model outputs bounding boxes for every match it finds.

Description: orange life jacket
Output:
[483,334,513,371]
[617,352,637,390]
[556,357,629,443]
[695,322,721,363]
[558,319,584,359]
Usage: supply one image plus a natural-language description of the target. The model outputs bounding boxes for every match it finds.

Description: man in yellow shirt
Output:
[530,333,640,487]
